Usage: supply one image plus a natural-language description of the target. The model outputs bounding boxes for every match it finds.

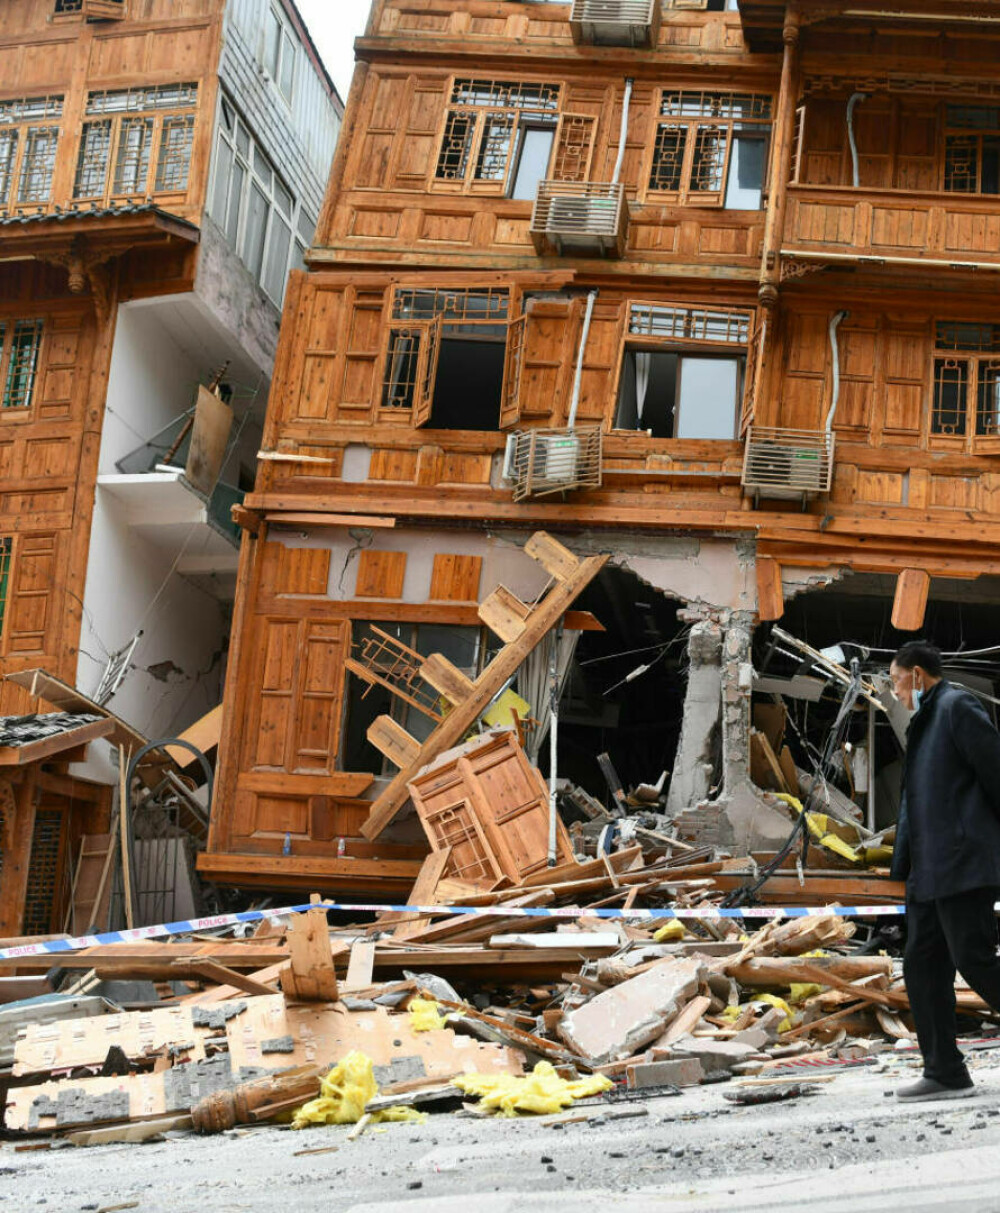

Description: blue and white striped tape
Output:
[0,900,909,962]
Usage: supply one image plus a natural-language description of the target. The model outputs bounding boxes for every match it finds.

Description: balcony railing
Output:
[783,185,1000,270]
[529,181,629,258]
[569,0,660,47]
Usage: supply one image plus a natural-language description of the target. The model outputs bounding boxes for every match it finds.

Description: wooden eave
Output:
[0,717,114,766]
[740,0,1000,51]
[0,208,200,260]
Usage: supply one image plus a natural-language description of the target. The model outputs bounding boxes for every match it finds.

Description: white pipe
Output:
[846,92,867,189]
[547,622,563,867]
[612,77,634,186]
[566,289,598,429]
[825,309,849,431]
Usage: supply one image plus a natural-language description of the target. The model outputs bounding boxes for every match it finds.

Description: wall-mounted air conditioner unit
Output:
[503,426,603,502]
[530,181,628,258]
[741,425,835,508]
[570,0,660,47]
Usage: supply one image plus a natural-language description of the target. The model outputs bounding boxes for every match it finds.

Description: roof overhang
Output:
[739,0,1000,51]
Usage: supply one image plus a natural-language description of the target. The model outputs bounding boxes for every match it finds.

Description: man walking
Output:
[890,640,1000,1101]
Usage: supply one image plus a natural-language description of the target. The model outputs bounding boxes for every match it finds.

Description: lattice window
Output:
[17,127,57,203]
[382,328,423,409]
[0,538,10,643]
[22,810,65,936]
[932,322,1000,446]
[648,90,771,207]
[392,288,510,324]
[551,115,594,182]
[73,85,197,202]
[628,302,751,345]
[0,320,44,410]
[54,0,84,10]
[435,78,561,193]
[944,105,1000,195]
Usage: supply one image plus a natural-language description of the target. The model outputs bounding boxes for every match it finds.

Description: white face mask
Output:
[912,685,923,711]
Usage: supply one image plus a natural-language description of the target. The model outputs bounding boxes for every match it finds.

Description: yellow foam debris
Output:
[482,687,533,731]
[653,920,686,942]
[774,794,862,864]
[453,1061,612,1117]
[409,997,449,1032]
[291,1050,426,1129]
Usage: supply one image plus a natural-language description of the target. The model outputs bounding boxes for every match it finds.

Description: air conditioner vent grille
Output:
[504,426,603,502]
[741,425,835,502]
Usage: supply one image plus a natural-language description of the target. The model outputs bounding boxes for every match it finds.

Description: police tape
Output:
[0,900,911,962]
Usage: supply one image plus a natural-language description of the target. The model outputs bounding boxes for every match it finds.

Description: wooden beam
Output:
[266,511,397,528]
[0,717,114,766]
[180,959,279,997]
[384,846,452,942]
[280,901,339,1002]
[891,568,931,631]
[366,716,422,768]
[360,540,609,839]
[755,556,785,622]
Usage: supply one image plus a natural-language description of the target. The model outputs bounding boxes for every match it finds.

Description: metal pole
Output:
[547,620,564,866]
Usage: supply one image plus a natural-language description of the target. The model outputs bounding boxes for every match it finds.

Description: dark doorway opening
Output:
[429,336,505,430]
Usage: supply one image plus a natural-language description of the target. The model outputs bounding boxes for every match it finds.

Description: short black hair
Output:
[893,640,943,678]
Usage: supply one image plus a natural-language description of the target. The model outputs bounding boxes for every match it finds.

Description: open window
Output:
[614,302,752,440]
[380,288,515,430]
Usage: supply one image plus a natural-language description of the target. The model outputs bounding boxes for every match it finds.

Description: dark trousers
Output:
[904,887,1000,1084]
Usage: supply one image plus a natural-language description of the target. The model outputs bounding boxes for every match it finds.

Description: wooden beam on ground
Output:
[280,900,339,1002]
[180,959,280,997]
[384,847,451,941]
[891,567,931,631]
[360,535,609,840]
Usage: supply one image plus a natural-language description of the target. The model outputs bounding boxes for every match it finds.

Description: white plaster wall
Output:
[75,303,232,783]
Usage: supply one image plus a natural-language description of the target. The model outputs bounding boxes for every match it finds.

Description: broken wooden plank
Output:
[280,902,339,1002]
[343,940,377,991]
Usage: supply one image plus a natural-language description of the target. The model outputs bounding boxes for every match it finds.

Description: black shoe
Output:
[895,1076,974,1102]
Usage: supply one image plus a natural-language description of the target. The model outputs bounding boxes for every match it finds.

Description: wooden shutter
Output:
[412,314,442,428]
[2,534,56,657]
[84,0,126,16]
[740,311,764,435]
[499,313,526,430]
[551,114,596,183]
[292,621,350,774]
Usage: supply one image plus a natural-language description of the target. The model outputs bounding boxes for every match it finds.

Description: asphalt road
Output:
[5,1045,1000,1213]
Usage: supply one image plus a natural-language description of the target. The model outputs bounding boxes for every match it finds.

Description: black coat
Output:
[891,679,1000,901]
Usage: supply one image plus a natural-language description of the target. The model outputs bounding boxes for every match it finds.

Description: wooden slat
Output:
[477,585,532,643]
[523,532,580,582]
[385,847,452,941]
[355,550,407,598]
[756,556,785,622]
[367,716,422,767]
[420,653,475,705]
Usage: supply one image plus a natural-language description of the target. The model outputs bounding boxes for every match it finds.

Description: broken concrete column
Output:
[665,620,723,816]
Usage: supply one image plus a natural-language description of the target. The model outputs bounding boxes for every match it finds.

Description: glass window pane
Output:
[274,179,292,216]
[976,362,1000,436]
[154,115,195,193]
[74,120,112,198]
[17,126,57,202]
[0,130,19,204]
[933,358,968,435]
[253,145,271,185]
[724,133,765,208]
[113,116,153,194]
[510,126,554,200]
[226,159,245,245]
[263,214,291,301]
[296,209,316,245]
[676,357,738,438]
[210,134,233,224]
[2,320,43,410]
[235,120,250,160]
[279,31,296,101]
[244,183,269,278]
[474,113,515,182]
[264,10,280,77]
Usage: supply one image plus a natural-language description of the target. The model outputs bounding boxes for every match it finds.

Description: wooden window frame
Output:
[53,0,126,18]
[0,537,10,648]
[0,98,63,213]
[432,78,562,197]
[0,319,45,414]
[930,321,1000,454]
[73,85,198,207]
[645,90,772,208]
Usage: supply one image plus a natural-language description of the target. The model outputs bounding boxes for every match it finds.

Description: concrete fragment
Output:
[668,1037,760,1074]
[557,958,706,1065]
[732,1027,770,1049]
[626,1058,705,1089]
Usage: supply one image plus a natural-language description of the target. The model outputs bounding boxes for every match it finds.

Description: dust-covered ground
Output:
[5,1045,1000,1213]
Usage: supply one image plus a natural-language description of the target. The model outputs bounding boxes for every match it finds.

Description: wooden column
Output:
[891,568,931,632]
[0,768,38,938]
[756,556,785,622]
[758,5,802,311]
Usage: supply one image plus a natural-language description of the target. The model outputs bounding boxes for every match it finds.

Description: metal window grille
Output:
[451,79,560,111]
[0,97,63,125]
[932,358,968,436]
[475,114,516,182]
[155,114,194,191]
[392,288,509,323]
[93,632,142,706]
[73,119,112,197]
[17,126,57,202]
[0,537,10,641]
[382,328,422,408]
[436,111,476,180]
[113,116,153,193]
[22,810,65,936]
[628,303,750,345]
[2,320,44,410]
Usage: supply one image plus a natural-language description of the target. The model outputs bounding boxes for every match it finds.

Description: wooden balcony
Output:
[783,186,1000,272]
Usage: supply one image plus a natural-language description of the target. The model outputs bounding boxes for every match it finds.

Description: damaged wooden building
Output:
[0,0,341,936]
[195,0,1000,899]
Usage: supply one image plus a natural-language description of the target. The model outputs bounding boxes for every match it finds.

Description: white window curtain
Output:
[634,350,652,422]
[516,629,581,762]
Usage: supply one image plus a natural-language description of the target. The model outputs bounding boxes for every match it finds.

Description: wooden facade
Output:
[203,0,1000,892]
